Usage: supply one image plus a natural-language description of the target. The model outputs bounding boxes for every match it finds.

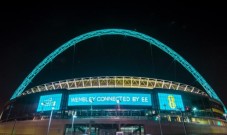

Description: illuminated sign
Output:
[37,94,62,112]
[68,93,151,106]
[158,93,184,111]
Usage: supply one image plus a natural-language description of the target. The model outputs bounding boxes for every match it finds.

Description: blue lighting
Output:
[37,94,62,112]
[217,121,221,126]
[158,93,184,111]
[68,93,151,106]
[10,29,226,113]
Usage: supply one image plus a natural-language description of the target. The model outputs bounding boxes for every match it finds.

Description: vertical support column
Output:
[139,125,141,135]
[89,120,91,135]
[118,122,121,132]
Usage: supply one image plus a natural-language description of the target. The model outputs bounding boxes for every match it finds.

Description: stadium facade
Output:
[0,29,227,135]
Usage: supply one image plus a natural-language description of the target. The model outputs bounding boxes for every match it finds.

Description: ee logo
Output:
[168,95,176,109]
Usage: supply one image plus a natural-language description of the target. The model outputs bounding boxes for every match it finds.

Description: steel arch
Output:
[10,29,226,112]
[21,76,208,97]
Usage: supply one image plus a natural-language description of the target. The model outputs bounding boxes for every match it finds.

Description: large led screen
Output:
[37,94,62,112]
[158,93,184,111]
[68,93,151,106]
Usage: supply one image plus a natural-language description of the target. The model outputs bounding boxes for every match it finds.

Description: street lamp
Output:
[6,104,13,121]
[116,99,121,116]
[116,100,121,110]
[176,108,187,135]
[163,104,167,111]
[89,99,93,117]
[41,100,56,135]
[192,107,197,116]
[47,107,54,135]
[11,119,17,135]
[223,114,227,122]
[71,112,77,135]
[40,103,45,120]
[156,114,163,135]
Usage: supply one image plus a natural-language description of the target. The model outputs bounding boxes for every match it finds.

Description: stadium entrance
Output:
[64,124,144,135]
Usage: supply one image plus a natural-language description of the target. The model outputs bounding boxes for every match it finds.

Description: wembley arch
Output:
[10,29,227,112]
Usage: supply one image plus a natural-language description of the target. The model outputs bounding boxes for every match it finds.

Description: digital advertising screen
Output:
[68,93,151,106]
[158,93,184,111]
[37,94,62,112]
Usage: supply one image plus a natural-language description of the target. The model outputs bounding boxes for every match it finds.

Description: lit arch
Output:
[10,29,226,112]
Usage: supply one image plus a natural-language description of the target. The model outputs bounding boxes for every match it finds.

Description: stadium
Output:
[0,29,227,135]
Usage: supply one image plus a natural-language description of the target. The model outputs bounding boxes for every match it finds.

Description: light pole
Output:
[163,104,167,111]
[6,105,13,121]
[176,108,187,135]
[11,119,17,135]
[116,99,121,116]
[89,99,93,117]
[223,114,227,122]
[41,102,45,119]
[192,107,197,116]
[47,107,54,135]
[157,114,163,135]
[71,112,77,135]
[42,100,56,135]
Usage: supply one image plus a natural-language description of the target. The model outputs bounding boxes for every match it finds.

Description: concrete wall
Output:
[145,121,227,135]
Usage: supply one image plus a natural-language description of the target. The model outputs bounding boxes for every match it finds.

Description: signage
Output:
[37,94,62,112]
[158,93,184,111]
[68,93,151,106]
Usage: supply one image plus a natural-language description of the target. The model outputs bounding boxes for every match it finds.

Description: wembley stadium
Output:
[0,29,227,135]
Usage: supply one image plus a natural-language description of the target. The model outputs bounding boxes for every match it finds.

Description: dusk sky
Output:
[0,2,226,111]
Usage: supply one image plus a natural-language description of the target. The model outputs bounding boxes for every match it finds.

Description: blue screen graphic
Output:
[158,93,184,111]
[37,94,62,112]
[68,93,151,106]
